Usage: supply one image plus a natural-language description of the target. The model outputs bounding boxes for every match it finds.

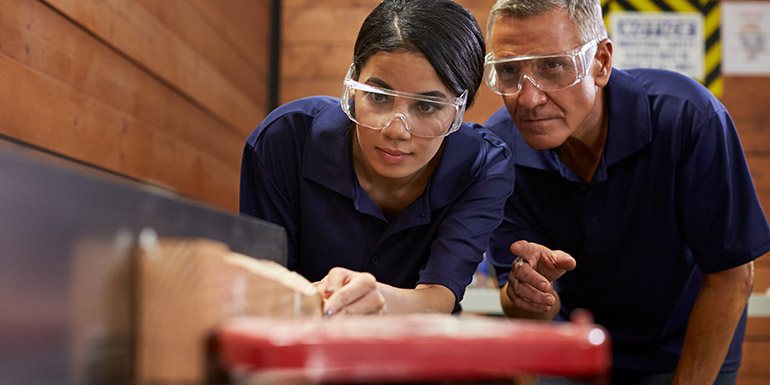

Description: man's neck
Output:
[556,97,608,183]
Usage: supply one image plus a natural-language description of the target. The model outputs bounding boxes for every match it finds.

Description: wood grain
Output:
[133,0,269,105]
[136,238,322,384]
[43,0,264,135]
[0,0,270,210]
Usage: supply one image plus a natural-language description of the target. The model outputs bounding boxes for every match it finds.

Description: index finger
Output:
[509,240,553,265]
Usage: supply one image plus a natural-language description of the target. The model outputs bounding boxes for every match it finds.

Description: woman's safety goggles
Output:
[341,64,468,139]
[484,40,598,95]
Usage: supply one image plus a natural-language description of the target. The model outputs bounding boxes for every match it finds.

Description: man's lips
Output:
[520,115,555,123]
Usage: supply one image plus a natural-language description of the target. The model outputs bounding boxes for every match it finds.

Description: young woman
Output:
[240,0,514,316]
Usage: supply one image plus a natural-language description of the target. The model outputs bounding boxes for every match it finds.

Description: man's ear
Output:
[594,39,613,87]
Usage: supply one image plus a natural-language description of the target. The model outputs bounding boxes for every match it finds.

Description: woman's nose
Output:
[381,113,412,139]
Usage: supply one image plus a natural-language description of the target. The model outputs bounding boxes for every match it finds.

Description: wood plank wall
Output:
[280,0,769,383]
[0,0,271,211]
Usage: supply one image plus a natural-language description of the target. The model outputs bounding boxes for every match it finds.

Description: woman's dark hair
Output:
[352,0,486,107]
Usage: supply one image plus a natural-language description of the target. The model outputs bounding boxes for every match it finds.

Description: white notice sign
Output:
[722,2,770,75]
[609,12,704,81]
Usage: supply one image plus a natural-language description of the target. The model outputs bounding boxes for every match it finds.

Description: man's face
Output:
[488,9,608,150]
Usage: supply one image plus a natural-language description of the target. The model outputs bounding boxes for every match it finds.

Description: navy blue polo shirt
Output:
[485,68,770,372]
[240,96,514,307]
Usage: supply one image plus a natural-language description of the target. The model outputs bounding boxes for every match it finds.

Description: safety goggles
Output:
[484,40,598,95]
[341,64,468,139]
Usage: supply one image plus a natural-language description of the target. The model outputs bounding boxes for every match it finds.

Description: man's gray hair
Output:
[486,0,608,45]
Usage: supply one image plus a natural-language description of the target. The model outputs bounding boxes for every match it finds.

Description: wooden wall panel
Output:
[1,0,270,211]
[42,0,263,135]
[755,256,770,293]
[739,317,770,383]
[132,0,269,106]
[189,0,271,73]
[723,76,770,154]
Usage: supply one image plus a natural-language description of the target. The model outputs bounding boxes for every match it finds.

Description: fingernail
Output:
[540,282,547,290]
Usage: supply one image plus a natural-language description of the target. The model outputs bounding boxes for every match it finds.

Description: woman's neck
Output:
[352,138,442,222]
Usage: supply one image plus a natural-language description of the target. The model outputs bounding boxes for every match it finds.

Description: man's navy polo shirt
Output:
[485,68,770,371]
[240,96,514,306]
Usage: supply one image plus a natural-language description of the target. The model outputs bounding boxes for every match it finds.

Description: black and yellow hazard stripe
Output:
[601,0,721,96]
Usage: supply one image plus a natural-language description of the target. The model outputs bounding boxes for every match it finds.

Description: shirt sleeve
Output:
[417,127,516,302]
[239,110,311,269]
[676,107,770,273]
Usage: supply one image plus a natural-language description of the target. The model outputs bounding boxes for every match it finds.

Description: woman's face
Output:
[351,51,452,182]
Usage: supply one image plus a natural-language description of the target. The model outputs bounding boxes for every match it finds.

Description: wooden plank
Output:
[457,0,497,34]
[2,0,244,168]
[746,157,770,223]
[722,77,770,154]
[189,0,271,71]
[43,0,263,135]
[741,317,770,383]
[1,0,246,210]
[734,117,770,155]
[282,0,376,43]
[746,317,770,338]
[280,79,342,105]
[755,254,770,294]
[134,0,269,104]
[0,50,239,210]
[136,238,322,384]
[468,87,506,124]
[282,43,353,80]
[736,377,770,385]
[738,340,770,377]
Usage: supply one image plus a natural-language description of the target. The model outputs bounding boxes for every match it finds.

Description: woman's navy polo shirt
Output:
[485,68,770,372]
[240,96,514,306]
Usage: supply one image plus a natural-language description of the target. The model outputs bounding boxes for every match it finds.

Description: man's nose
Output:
[516,75,547,108]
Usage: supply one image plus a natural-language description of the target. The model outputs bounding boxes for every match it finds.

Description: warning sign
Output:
[610,12,704,81]
[601,0,721,96]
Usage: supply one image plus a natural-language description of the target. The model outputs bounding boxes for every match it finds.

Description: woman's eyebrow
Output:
[364,77,448,99]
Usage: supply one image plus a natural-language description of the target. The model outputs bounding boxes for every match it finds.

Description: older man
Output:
[483,1,770,384]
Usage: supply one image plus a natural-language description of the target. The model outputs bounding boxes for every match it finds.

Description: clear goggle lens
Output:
[484,40,598,95]
[340,64,467,138]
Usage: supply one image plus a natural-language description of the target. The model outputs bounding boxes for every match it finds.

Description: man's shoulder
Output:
[618,68,718,108]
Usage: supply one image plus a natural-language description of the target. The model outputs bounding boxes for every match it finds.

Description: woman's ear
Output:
[594,39,613,87]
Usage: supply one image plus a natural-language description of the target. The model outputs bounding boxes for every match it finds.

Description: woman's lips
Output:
[377,147,410,164]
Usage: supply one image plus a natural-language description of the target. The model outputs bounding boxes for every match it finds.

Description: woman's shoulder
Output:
[246,96,340,147]
[454,121,512,160]
[439,121,513,180]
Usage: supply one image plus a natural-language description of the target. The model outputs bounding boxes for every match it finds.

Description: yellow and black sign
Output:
[601,0,721,96]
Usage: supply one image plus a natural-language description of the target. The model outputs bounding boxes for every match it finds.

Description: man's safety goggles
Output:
[341,64,468,139]
[484,40,598,95]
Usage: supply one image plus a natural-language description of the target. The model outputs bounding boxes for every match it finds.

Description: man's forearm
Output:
[672,263,754,385]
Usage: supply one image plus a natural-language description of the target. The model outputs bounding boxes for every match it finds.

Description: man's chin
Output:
[519,131,564,151]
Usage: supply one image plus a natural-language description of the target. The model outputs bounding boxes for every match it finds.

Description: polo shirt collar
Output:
[512,68,652,181]
[429,125,482,207]
[303,104,356,199]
